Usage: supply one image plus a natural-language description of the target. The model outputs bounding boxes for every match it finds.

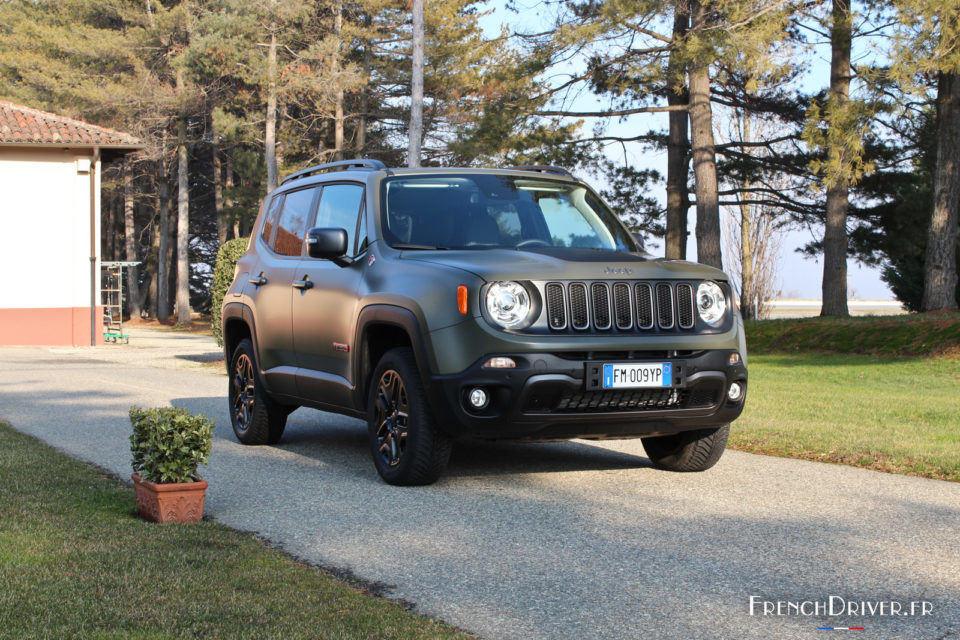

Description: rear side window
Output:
[273,187,317,256]
[313,184,365,255]
[260,194,284,245]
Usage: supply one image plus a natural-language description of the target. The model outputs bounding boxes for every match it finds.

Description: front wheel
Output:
[367,347,452,486]
[641,424,729,472]
[229,338,287,445]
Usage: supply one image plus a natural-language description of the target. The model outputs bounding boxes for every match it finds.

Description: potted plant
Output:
[129,406,214,523]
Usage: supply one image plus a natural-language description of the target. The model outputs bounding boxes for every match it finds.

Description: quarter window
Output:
[260,194,284,246]
[273,187,317,257]
[313,184,365,256]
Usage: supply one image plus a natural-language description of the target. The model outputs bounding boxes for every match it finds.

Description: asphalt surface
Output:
[1,328,958,640]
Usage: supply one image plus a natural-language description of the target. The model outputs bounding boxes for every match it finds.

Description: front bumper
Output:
[428,349,747,441]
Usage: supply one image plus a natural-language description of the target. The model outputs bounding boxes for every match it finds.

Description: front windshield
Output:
[381,174,637,251]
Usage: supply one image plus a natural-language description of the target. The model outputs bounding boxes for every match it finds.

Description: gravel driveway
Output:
[1,328,957,640]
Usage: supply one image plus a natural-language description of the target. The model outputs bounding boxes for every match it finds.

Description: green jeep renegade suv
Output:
[221,159,748,485]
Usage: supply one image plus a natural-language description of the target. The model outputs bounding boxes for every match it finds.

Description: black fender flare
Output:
[221,302,263,376]
[352,305,435,408]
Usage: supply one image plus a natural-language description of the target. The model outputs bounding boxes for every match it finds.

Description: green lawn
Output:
[730,353,960,482]
[0,422,471,640]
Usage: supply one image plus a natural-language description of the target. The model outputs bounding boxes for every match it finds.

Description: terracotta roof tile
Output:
[0,100,142,147]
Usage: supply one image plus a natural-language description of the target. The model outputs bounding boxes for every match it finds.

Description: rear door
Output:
[248,185,319,396]
[292,182,367,407]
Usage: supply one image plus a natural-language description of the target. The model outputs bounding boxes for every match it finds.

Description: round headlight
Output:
[485,281,532,328]
[696,281,727,326]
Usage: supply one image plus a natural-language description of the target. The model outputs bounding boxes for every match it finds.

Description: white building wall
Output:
[0,148,96,310]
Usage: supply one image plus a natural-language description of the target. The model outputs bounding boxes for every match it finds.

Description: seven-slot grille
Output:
[544,281,699,332]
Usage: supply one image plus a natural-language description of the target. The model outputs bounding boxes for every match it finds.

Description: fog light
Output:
[729,352,741,365]
[727,382,744,402]
[482,356,516,369]
[468,387,489,409]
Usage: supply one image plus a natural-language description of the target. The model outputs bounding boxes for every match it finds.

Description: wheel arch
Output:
[354,305,434,410]
[222,302,256,370]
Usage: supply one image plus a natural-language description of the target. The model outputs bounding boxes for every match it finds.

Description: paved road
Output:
[1,329,958,640]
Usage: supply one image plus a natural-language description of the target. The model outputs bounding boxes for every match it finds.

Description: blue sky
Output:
[477,2,895,300]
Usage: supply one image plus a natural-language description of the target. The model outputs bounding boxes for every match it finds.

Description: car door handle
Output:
[249,273,267,287]
[292,277,313,290]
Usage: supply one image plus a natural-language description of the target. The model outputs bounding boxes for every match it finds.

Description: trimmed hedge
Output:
[130,407,214,484]
[211,237,250,347]
[745,313,960,357]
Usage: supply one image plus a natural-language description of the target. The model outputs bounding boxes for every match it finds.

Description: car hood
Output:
[400,247,729,282]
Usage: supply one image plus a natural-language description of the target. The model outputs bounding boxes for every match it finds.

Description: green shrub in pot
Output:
[129,407,214,484]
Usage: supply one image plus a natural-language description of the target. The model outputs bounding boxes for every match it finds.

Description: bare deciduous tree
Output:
[719,104,786,319]
[723,202,783,320]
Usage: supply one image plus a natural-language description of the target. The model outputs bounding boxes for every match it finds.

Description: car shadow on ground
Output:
[174,352,225,364]
[172,398,652,478]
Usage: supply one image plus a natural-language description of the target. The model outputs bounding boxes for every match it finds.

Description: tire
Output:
[228,338,287,445]
[367,347,452,486]
[641,424,730,472]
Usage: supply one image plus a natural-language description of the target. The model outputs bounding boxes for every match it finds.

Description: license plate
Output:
[602,363,673,389]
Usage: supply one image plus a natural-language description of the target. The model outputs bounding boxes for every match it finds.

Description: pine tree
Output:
[528,0,799,266]
[890,0,960,311]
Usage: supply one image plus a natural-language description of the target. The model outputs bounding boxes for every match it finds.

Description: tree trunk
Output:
[165,192,177,319]
[157,155,170,322]
[225,153,239,239]
[665,4,690,260]
[124,161,142,319]
[104,193,116,261]
[821,0,852,317]
[145,209,160,318]
[213,131,228,246]
[740,113,755,320]
[334,0,345,160]
[176,72,192,324]
[358,20,371,155]
[136,207,154,316]
[408,0,425,167]
[922,72,960,310]
[688,0,722,269]
[265,30,279,192]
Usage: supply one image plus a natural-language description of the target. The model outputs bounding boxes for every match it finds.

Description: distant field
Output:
[733,314,960,482]
[764,299,907,319]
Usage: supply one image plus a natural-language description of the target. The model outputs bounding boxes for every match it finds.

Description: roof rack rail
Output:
[508,165,575,179]
[281,159,387,185]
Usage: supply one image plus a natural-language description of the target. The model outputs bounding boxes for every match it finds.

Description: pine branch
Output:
[535,105,688,117]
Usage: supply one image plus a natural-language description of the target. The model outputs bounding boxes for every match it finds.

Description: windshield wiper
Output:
[393,243,448,250]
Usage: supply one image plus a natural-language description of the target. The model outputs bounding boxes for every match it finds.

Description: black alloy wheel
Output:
[366,347,451,485]
[228,338,287,445]
[231,352,256,434]
[374,369,409,467]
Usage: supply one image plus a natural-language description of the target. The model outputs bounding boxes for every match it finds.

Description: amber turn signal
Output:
[457,285,468,315]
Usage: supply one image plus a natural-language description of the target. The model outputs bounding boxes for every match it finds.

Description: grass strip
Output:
[746,312,960,357]
[0,422,472,640]
[729,354,960,482]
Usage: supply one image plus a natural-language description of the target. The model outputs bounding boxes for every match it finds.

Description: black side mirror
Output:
[631,232,646,252]
[307,228,349,262]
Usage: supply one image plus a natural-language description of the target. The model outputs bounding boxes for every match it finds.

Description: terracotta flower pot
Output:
[132,474,208,523]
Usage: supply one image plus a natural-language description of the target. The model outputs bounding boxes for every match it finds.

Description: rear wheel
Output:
[367,347,451,485]
[641,425,729,472]
[229,338,287,445]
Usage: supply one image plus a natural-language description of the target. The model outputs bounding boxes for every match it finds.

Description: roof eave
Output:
[0,141,145,151]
